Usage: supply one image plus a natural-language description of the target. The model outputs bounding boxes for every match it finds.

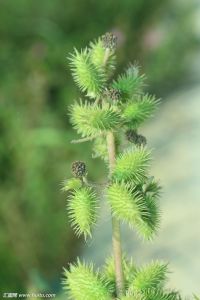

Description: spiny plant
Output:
[61,33,196,300]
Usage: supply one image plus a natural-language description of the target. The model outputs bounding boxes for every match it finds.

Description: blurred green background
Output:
[0,0,200,298]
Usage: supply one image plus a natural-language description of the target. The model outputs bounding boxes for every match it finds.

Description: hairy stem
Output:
[106,131,124,297]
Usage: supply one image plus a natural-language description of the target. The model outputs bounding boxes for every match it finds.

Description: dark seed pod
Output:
[71,161,86,178]
[103,87,121,102]
[102,32,117,50]
[125,130,147,146]
[136,134,147,146]
[125,129,138,143]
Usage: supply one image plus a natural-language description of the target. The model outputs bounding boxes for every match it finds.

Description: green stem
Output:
[106,131,124,297]
[71,134,102,144]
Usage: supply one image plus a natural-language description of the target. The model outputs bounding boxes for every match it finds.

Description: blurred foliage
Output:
[0,0,198,294]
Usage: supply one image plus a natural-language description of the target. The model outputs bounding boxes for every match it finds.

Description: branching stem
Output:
[71,135,98,144]
[106,131,124,297]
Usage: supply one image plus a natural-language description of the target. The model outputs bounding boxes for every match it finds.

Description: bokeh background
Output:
[0,0,200,298]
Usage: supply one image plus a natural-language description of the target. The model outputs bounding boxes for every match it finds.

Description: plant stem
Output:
[71,136,97,144]
[106,131,124,297]
[103,48,110,65]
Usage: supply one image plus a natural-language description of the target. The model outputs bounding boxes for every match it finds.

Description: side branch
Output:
[71,136,98,144]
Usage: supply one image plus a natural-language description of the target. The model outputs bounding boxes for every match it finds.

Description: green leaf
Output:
[90,39,116,77]
[67,187,98,239]
[70,101,121,137]
[63,260,112,300]
[129,261,168,292]
[112,147,151,184]
[113,65,145,98]
[123,94,159,128]
[69,48,106,98]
